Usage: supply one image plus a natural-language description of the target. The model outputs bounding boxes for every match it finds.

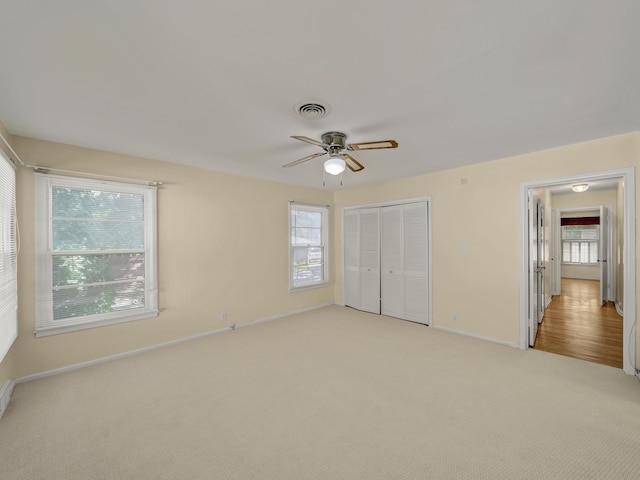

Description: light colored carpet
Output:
[1,305,639,479]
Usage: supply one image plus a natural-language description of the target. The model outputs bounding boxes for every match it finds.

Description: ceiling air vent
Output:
[295,101,331,119]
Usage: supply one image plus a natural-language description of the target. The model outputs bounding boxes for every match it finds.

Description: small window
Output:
[561,225,599,265]
[289,203,329,290]
[35,175,158,336]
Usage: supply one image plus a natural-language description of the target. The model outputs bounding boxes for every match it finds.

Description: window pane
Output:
[562,242,571,262]
[292,264,324,286]
[291,227,321,245]
[589,243,598,263]
[580,242,589,263]
[53,281,145,321]
[292,210,321,228]
[562,225,599,241]
[571,242,580,263]
[52,188,143,221]
[52,253,145,287]
[53,219,144,251]
[52,187,145,251]
[291,246,324,287]
[581,226,599,240]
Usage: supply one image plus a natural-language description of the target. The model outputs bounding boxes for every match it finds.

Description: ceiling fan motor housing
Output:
[321,131,347,148]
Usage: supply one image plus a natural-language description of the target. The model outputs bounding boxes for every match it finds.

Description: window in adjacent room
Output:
[289,203,329,290]
[0,150,17,362]
[34,174,158,336]
[561,217,599,265]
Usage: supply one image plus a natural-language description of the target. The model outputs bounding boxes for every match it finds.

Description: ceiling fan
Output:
[283,131,398,175]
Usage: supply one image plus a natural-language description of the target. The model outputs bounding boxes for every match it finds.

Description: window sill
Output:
[289,281,331,293]
[35,310,159,337]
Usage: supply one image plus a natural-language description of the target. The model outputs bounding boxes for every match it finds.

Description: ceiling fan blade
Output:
[343,154,365,172]
[347,139,398,151]
[282,152,326,168]
[291,135,329,148]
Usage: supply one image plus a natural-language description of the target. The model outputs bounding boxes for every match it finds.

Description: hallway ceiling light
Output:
[571,184,589,193]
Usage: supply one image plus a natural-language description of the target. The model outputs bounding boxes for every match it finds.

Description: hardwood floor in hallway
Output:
[533,278,623,368]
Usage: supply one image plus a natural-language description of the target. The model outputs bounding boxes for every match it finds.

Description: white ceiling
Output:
[1,1,639,190]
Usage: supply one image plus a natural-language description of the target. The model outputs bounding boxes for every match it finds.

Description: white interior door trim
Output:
[519,168,636,375]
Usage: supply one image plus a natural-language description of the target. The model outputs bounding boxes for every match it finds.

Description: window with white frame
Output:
[0,151,17,363]
[289,203,329,290]
[35,175,158,336]
[561,223,599,265]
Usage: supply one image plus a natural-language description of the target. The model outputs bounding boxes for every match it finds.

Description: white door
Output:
[403,202,429,324]
[599,205,610,305]
[528,193,541,346]
[344,209,360,309]
[381,206,404,318]
[358,208,381,314]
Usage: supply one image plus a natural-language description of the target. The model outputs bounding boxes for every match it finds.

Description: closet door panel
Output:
[343,210,359,308]
[403,203,429,323]
[358,209,380,314]
[404,274,428,323]
[381,206,404,318]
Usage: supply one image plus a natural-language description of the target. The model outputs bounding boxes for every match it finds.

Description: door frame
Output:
[341,196,433,326]
[519,167,636,375]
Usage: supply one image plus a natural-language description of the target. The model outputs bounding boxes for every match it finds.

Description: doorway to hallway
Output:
[533,278,623,368]
[519,167,635,375]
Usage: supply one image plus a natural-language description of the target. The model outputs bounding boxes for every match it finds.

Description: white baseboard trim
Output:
[615,300,624,317]
[235,303,335,330]
[545,296,553,309]
[16,303,335,385]
[431,325,521,349]
[0,380,16,420]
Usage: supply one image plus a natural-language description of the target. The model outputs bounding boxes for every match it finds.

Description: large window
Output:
[35,175,157,336]
[289,203,329,290]
[561,224,599,265]
[0,151,17,362]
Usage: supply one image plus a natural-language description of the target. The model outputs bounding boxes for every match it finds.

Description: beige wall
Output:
[10,136,334,378]
[333,132,640,357]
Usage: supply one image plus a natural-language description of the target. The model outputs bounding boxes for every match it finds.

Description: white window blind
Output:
[289,203,329,290]
[0,151,17,362]
[35,175,158,336]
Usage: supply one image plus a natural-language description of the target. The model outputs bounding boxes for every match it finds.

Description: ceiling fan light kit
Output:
[324,156,346,175]
[284,131,398,179]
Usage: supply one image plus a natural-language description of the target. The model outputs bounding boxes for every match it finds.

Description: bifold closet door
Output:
[381,206,404,318]
[344,202,427,323]
[402,202,428,323]
[343,210,359,309]
[344,208,380,314]
[358,208,381,314]
[381,203,429,324]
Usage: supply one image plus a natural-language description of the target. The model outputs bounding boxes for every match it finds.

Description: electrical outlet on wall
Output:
[220,312,227,322]
[452,314,458,322]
